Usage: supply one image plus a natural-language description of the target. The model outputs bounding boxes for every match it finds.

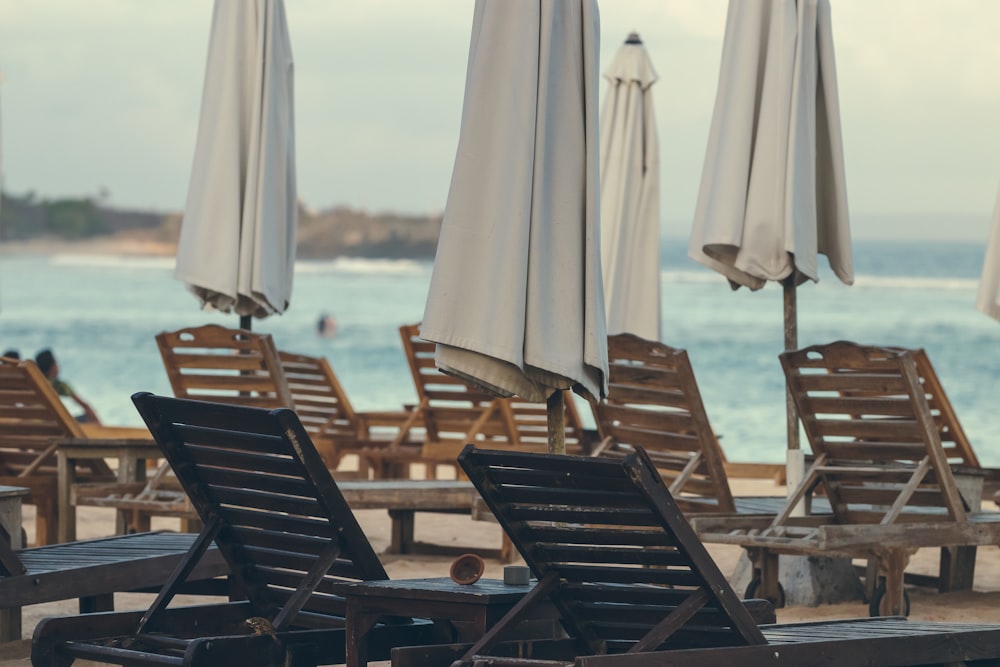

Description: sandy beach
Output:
[5,473,1000,666]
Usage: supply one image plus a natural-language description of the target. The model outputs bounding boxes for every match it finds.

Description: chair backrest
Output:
[459,445,767,656]
[399,323,516,461]
[155,324,293,409]
[0,358,89,477]
[593,334,735,513]
[781,341,970,525]
[278,350,363,468]
[278,351,358,442]
[131,392,389,628]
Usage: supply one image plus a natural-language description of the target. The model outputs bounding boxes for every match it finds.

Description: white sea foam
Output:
[50,253,175,271]
[295,257,429,275]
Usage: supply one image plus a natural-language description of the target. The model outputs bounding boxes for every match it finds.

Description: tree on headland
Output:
[0,191,107,240]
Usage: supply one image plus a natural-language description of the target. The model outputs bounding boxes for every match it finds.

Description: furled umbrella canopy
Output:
[175,0,297,322]
[977,188,1000,322]
[689,0,853,469]
[599,32,661,341]
[690,0,852,292]
[420,0,608,439]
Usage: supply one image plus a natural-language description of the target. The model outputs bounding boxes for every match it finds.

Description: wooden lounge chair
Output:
[392,445,1000,667]
[279,349,418,473]
[360,324,585,479]
[69,324,295,534]
[0,530,228,642]
[0,357,123,545]
[592,333,736,513]
[32,392,437,667]
[591,334,800,517]
[693,342,1000,617]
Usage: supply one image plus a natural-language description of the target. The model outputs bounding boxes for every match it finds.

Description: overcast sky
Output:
[1,0,999,241]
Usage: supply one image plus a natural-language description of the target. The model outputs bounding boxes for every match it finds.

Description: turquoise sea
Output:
[1,238,997,465]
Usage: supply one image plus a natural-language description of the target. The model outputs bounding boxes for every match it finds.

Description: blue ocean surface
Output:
[1,238,997,465]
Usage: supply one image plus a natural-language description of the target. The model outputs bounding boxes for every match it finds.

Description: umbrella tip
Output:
[625,31,642,45]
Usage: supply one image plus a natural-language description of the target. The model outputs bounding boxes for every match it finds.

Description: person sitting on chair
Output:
[34,348,103,425]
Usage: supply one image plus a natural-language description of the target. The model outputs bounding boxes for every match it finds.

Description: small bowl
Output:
[449,553,485,585]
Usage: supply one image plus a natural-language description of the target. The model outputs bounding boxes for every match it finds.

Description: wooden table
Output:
[56,438,160,542]
[336,480,497,556]
[333,577,539,667]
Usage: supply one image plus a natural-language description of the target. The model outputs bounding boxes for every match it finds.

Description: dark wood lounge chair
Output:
[693,342,1000,617]
[391,445,1000,667]
[32,393,436,667]
[0,530,227,642]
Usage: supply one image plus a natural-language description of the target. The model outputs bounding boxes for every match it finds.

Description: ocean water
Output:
[1,238,997,465]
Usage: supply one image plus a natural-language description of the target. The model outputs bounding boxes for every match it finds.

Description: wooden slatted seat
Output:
[0,357,119,545]
[391,445,1000,667]
[693,341,1000,617]
[32,392,436,667]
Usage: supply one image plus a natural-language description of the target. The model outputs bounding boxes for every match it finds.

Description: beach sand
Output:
[5,475,1000,666]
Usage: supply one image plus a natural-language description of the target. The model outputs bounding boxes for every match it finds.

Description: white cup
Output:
[503,565,530,586]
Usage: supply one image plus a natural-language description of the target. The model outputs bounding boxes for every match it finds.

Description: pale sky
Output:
[1,0,999,241]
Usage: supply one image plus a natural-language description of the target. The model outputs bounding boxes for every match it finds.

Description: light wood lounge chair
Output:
[279,349,417,472]
[69,325,295,534]
[0,357,122,545]
[592,333,736,513]
[360,324,585,479]
[693,342,1000,617]
[391,445,1000,667]
[32,393,437,667]
[76,332,420,535]
[591,334,802,516]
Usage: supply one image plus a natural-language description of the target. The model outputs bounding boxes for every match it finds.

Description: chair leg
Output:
[939,545,976,592]
[0,607,21,642]
[79,593,114,614]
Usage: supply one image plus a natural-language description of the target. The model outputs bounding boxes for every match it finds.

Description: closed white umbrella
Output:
[690,0,853,471]
[599,32,661,341]
[175,0,297,327]
[420,0,608,453]
[977,188,1000,322]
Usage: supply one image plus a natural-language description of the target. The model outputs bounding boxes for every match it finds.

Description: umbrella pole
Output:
[239,314,252,331]
[547,390,566,455]
[783,276,805,515]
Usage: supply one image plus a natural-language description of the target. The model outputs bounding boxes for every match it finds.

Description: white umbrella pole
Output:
[783,276,805,515]
[547,390,566,455]
[240,314,252,331]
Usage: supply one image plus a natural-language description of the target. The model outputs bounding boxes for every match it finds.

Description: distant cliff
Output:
[0,192,442,260]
